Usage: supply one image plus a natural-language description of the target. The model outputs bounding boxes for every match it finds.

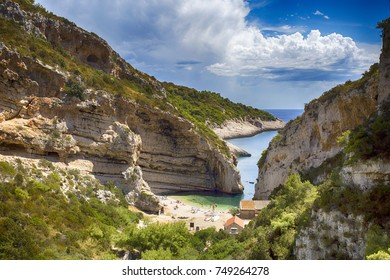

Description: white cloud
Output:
[36,0,378,82]
[208,29,376,78]
[260,24,307,34]
[313,10,330,20]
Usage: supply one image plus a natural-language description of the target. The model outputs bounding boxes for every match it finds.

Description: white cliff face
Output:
[294,210,366,259]
[340,160,390,191]
[254,74,379,199]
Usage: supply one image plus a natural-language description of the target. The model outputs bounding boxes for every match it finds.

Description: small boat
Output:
[204,216,212,221]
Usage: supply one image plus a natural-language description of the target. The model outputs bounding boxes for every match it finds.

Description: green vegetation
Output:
[1,158,388,260]
[345,97,390,162]
[164,83,276,126]
[1,157,321,260]
[247,174,318,259]
[119,223,245,260]
[312,170,390,259]
[0,160,141,259]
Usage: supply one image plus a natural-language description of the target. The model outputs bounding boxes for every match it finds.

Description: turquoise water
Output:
[171,109,304,209]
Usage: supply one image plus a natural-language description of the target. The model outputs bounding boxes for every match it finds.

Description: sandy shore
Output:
[149,196,234,231]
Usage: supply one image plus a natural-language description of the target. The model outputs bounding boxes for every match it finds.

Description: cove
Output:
[171,109,303,211]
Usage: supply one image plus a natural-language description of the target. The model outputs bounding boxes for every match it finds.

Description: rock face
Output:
[0,1,243,212]
[294,210,366,259]
[124,99,243,194]
[254,73,378,199]
[340,160,390,191]
[379,19,390,103]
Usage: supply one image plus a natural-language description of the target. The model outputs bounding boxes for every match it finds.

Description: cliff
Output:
[254,65,379,199]
[0,0,251,214]
[252,17,390,260]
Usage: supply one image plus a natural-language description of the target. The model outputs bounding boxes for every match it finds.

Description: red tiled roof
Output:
[224,216,244,228]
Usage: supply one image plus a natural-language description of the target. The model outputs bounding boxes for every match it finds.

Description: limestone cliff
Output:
[254,68,379,199]
[294,210,366,259]
[0,0,244,214]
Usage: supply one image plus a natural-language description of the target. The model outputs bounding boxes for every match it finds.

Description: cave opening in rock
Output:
[87,54,99,63]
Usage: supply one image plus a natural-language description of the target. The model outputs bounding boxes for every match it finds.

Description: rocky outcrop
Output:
[254,73,378,199]
[379,19,390,103]
[211,117,285,140]
[0,0,166,96]
[340,159,390,191]
[0,1,243,212]
[294,210,366,259]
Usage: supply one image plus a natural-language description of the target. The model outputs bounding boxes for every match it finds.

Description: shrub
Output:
[64,78,86,100]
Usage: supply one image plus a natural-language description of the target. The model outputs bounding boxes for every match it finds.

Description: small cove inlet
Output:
[170,109,303,211]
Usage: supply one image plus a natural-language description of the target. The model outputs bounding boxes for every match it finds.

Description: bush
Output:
[64,78,86,100]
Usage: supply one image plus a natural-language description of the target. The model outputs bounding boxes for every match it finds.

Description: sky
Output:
[35,0,389,109]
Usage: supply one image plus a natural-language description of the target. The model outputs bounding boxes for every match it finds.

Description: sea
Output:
[171,109,304,211]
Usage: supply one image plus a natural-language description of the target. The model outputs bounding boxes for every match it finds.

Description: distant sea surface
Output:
[171,109,304,211]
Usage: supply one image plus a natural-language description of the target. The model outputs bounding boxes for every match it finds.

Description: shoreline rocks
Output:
[211,118,285,140]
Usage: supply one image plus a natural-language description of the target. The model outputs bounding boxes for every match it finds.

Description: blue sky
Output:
[36,0,389,109]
